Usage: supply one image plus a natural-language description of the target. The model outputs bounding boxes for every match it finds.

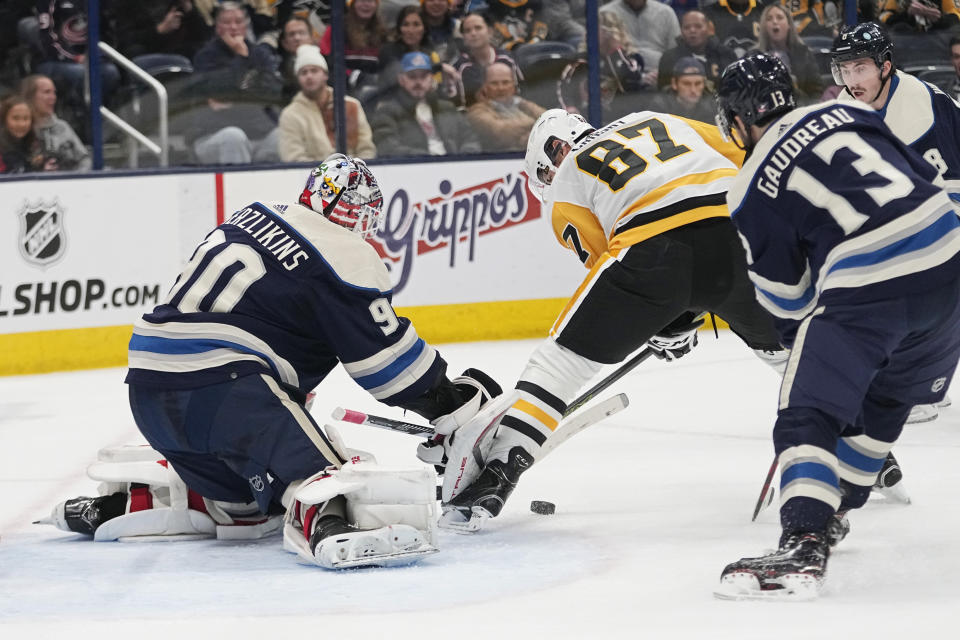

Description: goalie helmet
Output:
[829,21,893,86]
[299,154,384,238]
[524,108,594,200]
[715,53,795,147]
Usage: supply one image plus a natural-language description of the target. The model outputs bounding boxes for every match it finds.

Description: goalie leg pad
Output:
[46,446,283,541]
[283,463,438,568]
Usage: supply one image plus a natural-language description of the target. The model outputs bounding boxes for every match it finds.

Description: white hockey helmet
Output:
[299,154,385,237]
[524,108,594,200]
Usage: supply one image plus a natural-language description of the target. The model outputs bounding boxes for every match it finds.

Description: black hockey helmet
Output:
[715,53,795,147]
[830,22,893,83]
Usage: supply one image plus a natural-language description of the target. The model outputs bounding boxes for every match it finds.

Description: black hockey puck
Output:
[530,500,556,515]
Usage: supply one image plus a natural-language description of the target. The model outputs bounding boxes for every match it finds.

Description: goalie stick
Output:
[332,393,629,459]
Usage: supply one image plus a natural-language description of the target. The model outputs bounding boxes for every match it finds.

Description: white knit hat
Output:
[295,44,328,74]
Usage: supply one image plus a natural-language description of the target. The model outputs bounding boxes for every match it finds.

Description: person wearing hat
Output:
[649,56,715,123]
[371,51,481,157]
[279,44,377,162]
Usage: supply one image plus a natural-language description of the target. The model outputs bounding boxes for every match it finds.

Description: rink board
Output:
[0,160,589,374]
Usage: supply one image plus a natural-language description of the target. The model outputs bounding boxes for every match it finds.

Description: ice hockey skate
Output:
[872,451,910,504]
[714,531,830,601]
[34,492,128,536]
[825,512,850,547]
[309,515,437,569]
[440,446,532,533]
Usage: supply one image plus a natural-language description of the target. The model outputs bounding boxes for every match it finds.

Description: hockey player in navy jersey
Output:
[713,53,960,599]
[831,21,960,426]
[422,107,788,533]
[36,154,501,569]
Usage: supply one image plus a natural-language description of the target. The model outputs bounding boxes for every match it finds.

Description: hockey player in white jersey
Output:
[713,53,960,599]
[421,108,788,532]
[832,21,960,427]
[36,154,502,569]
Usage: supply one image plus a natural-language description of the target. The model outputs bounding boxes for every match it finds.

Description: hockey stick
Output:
[331,407,434,437]
[752,455,778,521]
[332,392,629,453]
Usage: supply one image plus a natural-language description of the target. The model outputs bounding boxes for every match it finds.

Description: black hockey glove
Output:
[416,369,502,472]
[647,312,705,362]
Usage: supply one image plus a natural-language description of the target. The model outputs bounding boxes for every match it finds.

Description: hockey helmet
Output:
[524,108,594,200]
[830,22,893,86]
[300,154,384,238]
[715,53,795,146]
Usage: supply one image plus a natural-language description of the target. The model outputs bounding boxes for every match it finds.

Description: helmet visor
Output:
[831,58,880,87]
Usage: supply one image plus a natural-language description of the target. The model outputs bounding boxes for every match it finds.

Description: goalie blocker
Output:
[36,445,438,569]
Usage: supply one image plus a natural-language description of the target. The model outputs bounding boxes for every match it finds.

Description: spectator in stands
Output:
[0,95,56,174]
[278,15,316,102]
[657,10,736,92]
[703,0,766,58]
[599,0,680,82]
[452,11,519,106]
[486,0,550,52]
[194,0,279,44]
[557,10,649,121]
[21,74,90,171]
[950,35,960,100]
[36,0,121,138]
[372,51,481,157]
[274,0,328,53]
[278,44,376,161]
[879,0,959,32]
[112,0,212,61]
[649,56,714,123]
[379,6,458,96]
[319,0,387,97]
[421,0,461,62]
[194,2,279,76]
[750,3,823,100]
[467,61,543,152]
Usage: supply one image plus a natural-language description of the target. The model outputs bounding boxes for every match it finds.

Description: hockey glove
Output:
[647,312,705,362]
[416,369,502,472]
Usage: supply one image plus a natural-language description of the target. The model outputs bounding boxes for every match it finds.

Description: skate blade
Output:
[905,405,938,424]
[873,482,911,504]
[438,507,487,533]
[328,545,438,569]
[714,572,820,602]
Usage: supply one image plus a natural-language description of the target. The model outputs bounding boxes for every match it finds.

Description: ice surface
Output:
[2,335,959,639]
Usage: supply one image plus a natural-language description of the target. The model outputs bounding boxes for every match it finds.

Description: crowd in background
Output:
[0,0,958,173]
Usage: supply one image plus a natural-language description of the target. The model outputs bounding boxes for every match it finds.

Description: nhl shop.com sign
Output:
[18,199,66,268]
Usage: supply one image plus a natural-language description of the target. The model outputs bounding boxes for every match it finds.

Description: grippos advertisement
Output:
[221,159,585,307]
[0,174,213,335]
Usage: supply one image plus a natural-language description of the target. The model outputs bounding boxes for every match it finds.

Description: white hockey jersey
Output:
[544,111,745,268]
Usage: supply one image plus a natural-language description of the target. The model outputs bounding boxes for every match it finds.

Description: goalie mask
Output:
[300,154,384,237]
[524,108,594,200]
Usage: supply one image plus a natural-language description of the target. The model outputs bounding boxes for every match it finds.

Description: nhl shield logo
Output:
[18,200,66,267]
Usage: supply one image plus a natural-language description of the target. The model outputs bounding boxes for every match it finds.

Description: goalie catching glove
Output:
[647,311,705,361]
[415,368,502,471]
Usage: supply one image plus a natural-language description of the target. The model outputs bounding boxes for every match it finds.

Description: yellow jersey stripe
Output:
[614,167,737,232]
[552,200,609,268]
[512,398,560,430]
[611,205,729,248]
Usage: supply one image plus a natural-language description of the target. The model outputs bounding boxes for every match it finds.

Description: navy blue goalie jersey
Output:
[126,202,446,406]
[728,100,960,346]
